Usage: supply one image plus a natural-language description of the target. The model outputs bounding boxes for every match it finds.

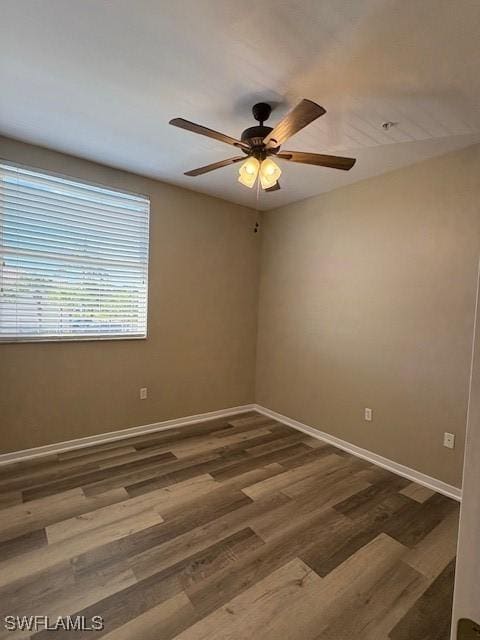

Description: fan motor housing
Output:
[240,103,280,156]
[240,125,279,156]
[241,125,271,145]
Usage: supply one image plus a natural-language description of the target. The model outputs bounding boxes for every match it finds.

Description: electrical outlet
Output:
[443,432,455,449]
[364,408,372,422]
[140,387,148,400]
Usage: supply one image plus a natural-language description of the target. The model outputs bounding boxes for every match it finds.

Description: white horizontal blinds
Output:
[0,163,150,341]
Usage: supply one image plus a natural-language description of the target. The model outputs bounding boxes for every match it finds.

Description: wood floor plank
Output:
[333,474,411,520]
[32,568,179,640]
[172,557,324,640]
[57,444,137,463]
[389,559,456,640]
[219,428,301,454]
[197,463,286,498]
[278,443,353,471]
[158,483,255,524]
[100,591,198,640]
[404,509,459,580]
[317,561,428,640]
[226,414,274,428]
[307,534,411,639]
[47,480,206,544]
[215,420,288,439]
[82,451,220,497]
[21,452,177,501]
[0,561,74,621]
[176,527,265,590]
[280,453,367,499]
[168,428,274,459]
[209,442,312,481]
[252,474,370,542]
[0,446,138,493]
[0,487,129,543]
[242,453,343,499]
[0,527,47,561]
[0,491,23,509]
[382,492,457,548]
[0,566,138,640]
[400,482,436,503]
[0,455,59,481]
[122,452,247,497]
[302,493,411,577]
[301,435,329,448]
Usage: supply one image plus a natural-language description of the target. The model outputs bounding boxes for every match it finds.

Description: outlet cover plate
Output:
[443,432,455,449]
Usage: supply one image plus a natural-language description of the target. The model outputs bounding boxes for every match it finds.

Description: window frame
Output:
[0,159,151,344]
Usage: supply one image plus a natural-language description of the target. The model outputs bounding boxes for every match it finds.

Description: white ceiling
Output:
[1,0,479,210]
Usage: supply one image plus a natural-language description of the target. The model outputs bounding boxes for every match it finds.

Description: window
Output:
[0,162,150,342]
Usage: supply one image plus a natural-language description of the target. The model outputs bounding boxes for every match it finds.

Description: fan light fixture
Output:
[238,156,260,188]
[259,158,281,190]
[238,157,281,190]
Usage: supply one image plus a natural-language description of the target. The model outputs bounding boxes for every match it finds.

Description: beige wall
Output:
[256,144,480,488]
[0,137,260,453]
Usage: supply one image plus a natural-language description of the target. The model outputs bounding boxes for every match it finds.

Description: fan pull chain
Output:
[254,173,261,233]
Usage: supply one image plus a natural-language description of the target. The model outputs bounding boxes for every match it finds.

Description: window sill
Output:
[0,335,148,344]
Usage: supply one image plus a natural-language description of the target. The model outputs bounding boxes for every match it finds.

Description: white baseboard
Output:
[0,404,256,466]
[254,404,462,502]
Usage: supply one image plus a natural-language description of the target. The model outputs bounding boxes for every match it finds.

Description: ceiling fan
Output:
[169,99,356,192]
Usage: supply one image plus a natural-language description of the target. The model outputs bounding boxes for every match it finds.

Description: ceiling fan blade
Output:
[263,99,326,147]
[184,156,245,177]
[277,151,356,171]
[265,181,281,192]
[170,118,250,150]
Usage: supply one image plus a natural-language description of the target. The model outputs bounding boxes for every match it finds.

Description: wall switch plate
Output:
[364,408,373,422]
[140,387,148,400]
[443,432,455,449]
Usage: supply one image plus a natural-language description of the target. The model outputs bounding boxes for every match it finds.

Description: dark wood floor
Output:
[0,412,459,639]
